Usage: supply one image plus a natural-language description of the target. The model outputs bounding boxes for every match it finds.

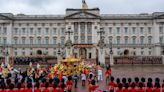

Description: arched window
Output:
[109,36,113,43]
[37,37,41,44]
[132,36,136,44]
[29,37,33,44]
[14,37,18,44]
[45,37,49,44]
[148,36,152,44]
[140,36,144,44]
[117,36,120,44]
[124,36,128,44]
[22,37,26,44]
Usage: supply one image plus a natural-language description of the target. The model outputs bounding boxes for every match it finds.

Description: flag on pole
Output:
[82,0,88,9]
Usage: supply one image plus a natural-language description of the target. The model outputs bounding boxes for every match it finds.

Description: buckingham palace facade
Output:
[0,8,164,62]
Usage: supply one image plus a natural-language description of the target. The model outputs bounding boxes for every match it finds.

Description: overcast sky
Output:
[0,0,164,15]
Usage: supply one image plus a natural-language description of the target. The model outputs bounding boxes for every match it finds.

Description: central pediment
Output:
[65,11,100,19]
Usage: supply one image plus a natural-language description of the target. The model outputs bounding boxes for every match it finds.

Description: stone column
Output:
[110,53,114,66]
[153,21,161,56]
[98,48,105,64]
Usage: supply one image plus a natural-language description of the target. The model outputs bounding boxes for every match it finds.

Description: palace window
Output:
[74,22,78,35]
[117,27,120,34]
[148,36,152,44]
[74,36,78,43]
[160,37,163,44]
[53,37,57,44]
[132,27,136,34]
[81,36,85,43]
[61,37,65,45]
[14,28,18,35]
[80,22,85,33]
[37,37,41,44]
[3,37,7,44]
[29,37,33,44]
[109,27,112,34]
[61,28,65,35]
[22,37,26,44]
[45,37,49,44]
[132,36,136,44]
[87,36,92,43]
[38,28,41,35]
[14,37,18,44]
[148,27,152,34]
[140,36,144,44]
[3,27,7,35]
[30,28,33,35]
[53,28,57,35]
[140,27,144,34]
[22,28,26,35]
[45,28,49,35]
[159,27,163,34]
[124,27,128,34]
[109,36,112,43]
[117,36,120,44]
[87,22,92,34]
[124,36,128,44]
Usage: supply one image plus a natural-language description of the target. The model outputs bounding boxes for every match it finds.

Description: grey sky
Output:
[0,0,164,15]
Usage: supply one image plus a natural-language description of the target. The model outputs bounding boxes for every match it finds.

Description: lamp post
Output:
[57,43,61,64]
[109,41,114,66]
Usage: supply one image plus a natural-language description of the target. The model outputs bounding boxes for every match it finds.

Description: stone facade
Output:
[0,8,164,60]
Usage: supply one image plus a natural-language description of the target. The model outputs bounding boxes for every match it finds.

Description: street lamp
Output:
[109,41,114,66]
[57,43,61,64]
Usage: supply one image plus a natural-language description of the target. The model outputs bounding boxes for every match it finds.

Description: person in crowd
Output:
[108,76,116,92]
[25,83,32,92]
[128,78,132,87]
[43,82,50,92]
[35,82,41,92]
[16,83,24,92]
[0,83,6,92]
[88,73,93,85]
[147,78,153,87]
[116,78,121,87]
[129,82,136,92]
[8,83,15,92]
[98,66,103,81]
[52,83,57,92]
[146,82,153,92]
[138,82,144,92]
[66,76,73,92]
[81,72,86,86]
[49,78,53,87]
[89,80,99,92]
[105,65,111,84]
[116,83,122,92]
[73,73,78,88]
[122,78,126,87]
[134,77,139,87]
[162,80,164,92]
[123,83,129,92]
[141,77,146,88]
[153,82,160,92]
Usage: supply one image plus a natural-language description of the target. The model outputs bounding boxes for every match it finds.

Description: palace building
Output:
[0,7,164,64]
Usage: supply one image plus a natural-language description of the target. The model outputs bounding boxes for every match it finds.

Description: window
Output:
[74,22,78,35]
[22,28,26,35]
[38,28,41,35]
[87,36,92,43]
[53,28,57,35]
[45,28,49,35]
[14,52,17,56]
[160,37,163,44]
[81,36,85,43]
[37,37,41,44]
[30,37,33,44]
[140,27,144,34]
[61,28,65,35]
[3,27,7,35]
[53,51,56,56]
[3,37,7,44]
[45,37,49,44]
[149,51,151,55]
[61,37,65,45]
[0,27,1,35]
[30,28,33,35]
[141,51,144,55]
[132,36,136,44]
[148,36,152,44]
[22,37,26,44]
[124,27,128,34]
[132,27,136,34]
[124,36,128,44]
[89,53,92,59]
[117,27,120,34]
[14,28,18,35]
[117,36,120,44]
[14,37,18,44]
[87,22,92,34]
[148,27,152,34]
[74,36,78,43]
[109,27,112,34]
[109,36,112,43]
[22,52,25,56]
[80,22,85,33]
[140,36,144,44]
[159,27,163,34]
[53,37,57,44]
